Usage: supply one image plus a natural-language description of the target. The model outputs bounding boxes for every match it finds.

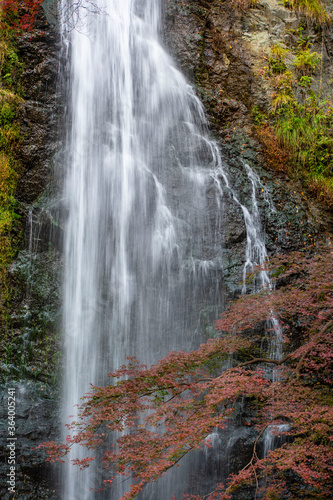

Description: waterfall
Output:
[59,0,282,498]
[262,424,290,458]
[60,1,226,498]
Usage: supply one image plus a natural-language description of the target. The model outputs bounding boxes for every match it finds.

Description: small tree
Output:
[0,0,44,32]
[0,0,104,32]
[40,249,333,499]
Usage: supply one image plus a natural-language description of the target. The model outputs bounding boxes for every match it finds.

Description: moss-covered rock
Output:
[0,8,62,498]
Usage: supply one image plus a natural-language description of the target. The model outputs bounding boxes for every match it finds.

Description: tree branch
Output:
[237,353,292,369]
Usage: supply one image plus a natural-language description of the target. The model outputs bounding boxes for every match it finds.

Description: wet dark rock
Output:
[1,1,332,499]
[0,9,62,499]
[15,13,61,205]
[2,5,63,374]
[163,3,333,497]
[164,0,333,255]
[0,381,60,499]
[224,205,246,248]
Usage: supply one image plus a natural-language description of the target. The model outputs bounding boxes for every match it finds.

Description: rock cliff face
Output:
[165,0,333,134]
[0,12,61,499]
[162,1,333,495]
[1,1,332,498]
[164,0,333,269]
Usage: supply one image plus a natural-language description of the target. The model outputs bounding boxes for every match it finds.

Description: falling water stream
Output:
[60,0,281,498]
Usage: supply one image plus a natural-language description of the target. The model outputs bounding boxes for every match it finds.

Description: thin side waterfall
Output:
[263,423,290,458]
[241,164,283,378]
[235,165,285,454]
[60,0,282,498]
[212,162,284,460]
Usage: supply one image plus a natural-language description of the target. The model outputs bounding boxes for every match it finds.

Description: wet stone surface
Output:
[0,381,60,499]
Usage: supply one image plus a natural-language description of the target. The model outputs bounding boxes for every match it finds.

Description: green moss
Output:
[0,36,23,309]
[1,47,23,91]
[0,152,20,307]
[251,106,265,126]
[0,100,15,124]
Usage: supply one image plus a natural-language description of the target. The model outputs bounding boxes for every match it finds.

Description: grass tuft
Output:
[286,0,331,25]
[307,175,333,207]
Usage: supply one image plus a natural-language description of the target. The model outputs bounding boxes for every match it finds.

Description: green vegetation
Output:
[268,44,290,74]
[0,26,23,309]
[284,0,330,25]
[270,71,295,111]
[0,152,19,278]
[276,96,333,176]
[0,2,61,385]
[292,48,321,75]
[256,26,333,207]
[40,251,333,500]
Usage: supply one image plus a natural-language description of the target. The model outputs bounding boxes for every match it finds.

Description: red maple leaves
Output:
[39,249,333,499]
[1,0,44,32]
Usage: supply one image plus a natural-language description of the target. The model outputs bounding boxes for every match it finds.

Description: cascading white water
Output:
[60,1,226,498]
[211,161,286,470]
[263,423,290,458]
[212,161,273,294]
[236,165,285,452]
[241,164,283,376]
[60,0,284,498]
[213,162,283,368]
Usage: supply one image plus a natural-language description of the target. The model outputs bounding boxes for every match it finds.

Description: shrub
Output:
[1,0,44,32]
[293,48,322,76]
[39,251,333,500]
[276,96,333,177]
[286,0,330,25]
[307,175,333,207]
[268,44,290,74]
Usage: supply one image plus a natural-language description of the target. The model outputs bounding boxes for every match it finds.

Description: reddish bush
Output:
[38,250,333,499]
[1,0,44,32]
[255,124,292,173]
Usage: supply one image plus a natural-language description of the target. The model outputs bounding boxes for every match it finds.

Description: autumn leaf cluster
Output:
[39,250,333,499]
[0,0,43,32]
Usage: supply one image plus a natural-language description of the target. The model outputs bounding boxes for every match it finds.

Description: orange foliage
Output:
[307,176,333,209]
[255,124,291,173]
